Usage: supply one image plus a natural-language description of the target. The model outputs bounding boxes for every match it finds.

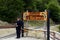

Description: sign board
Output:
[23,11,47,21]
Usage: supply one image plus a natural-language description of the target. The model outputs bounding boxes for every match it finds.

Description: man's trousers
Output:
[16,26,24,38]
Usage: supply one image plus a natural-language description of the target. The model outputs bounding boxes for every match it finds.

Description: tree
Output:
[0,0,24,23]
[23,0,38,11]
[47,0,60,23]
[0,0,60,24]
[36,0,50,11]
[57,0,60,5]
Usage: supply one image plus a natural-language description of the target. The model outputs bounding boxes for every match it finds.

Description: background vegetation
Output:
[0,0,60,24]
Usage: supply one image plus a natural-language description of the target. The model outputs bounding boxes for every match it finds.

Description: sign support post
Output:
[47,10,50,40]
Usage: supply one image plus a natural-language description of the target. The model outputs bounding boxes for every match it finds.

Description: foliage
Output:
[47,0,60,23]
[0,0,60,23]
[0,0,24,23]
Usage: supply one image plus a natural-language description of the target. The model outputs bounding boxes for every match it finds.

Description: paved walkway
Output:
[1,37,41,40]
[0,28,53,40]
[0,36,53,40]
[0,28,15,38]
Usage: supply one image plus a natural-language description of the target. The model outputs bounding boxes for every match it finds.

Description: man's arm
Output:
[15,23,18,27]
[22,21,24,30]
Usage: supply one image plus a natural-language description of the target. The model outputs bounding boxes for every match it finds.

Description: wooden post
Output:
[44,31,46,40]
[35,30,37,38]
[26,29,29,37]
[53,32,55,40]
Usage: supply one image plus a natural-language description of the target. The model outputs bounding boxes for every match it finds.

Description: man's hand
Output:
[15,23,18,27]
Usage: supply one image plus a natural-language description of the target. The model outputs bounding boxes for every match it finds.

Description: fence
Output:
[24,28,60,40]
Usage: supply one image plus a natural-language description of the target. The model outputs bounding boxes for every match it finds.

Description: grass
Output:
[24,19,55,27]
[50,25,60,32]
[50,26,58,32]
[24,20,45,27]
[57,25,60,32]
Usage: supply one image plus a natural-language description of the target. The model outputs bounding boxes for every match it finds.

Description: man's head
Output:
[17,17,21,21]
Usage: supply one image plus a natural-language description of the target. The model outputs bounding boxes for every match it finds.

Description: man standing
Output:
[16,17,24,38]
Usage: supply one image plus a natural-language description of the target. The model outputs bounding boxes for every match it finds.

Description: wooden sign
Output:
[23,11,47,21]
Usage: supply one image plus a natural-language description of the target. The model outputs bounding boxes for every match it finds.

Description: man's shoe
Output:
[16,37,20,39]
[22,35,24,37]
